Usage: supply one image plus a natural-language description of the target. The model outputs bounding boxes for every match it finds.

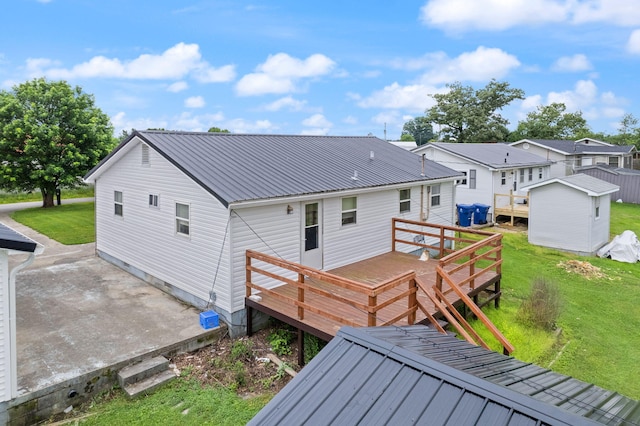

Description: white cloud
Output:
[184,96,205,108]
[167,81,189,92]
[627,29,640,54]
[418,47,520,84]
[226,118,276,133]
[302,113,332,128]
[262,96,307,111]
[343,115,358,125]
[26,43,236,82]
[235,53,336,96]
[111,112,169,134]
[551,54,592,72]
[547,79,598,111]
[173,111,225,131]
[357,82,439,111]
[420,0,640,32]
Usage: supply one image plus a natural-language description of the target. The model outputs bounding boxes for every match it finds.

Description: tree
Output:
[401,117,433,145]
[0,78,115,207]
[425,79,524,143]
[507,103,589,141]
[208,127,230,133]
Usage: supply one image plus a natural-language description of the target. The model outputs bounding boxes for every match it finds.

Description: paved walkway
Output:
[0,201,216,395]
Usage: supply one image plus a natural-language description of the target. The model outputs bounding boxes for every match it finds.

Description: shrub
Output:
[230,339,254,362]
[268,328,294,356]
[304,333,327,364]
[517,277,562,330]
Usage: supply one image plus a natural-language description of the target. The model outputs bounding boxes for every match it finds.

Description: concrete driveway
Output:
[0,208,218,396]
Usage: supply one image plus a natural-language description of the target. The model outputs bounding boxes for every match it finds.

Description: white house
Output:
[414,142,552,219]
[84,131,462,335]
[510,138,636,177]
[523,174,619,255]
[0,223,42,402]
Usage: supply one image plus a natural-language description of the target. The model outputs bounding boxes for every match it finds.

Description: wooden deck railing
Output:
[494,190,530,225]
[246,250,419,328]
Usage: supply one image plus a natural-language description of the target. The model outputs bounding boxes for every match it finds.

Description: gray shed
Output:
[250,325,639,425]
[523,174,619,255]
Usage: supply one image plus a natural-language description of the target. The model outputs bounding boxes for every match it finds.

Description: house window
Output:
[431,184,441,207]
[114,191,123,217]
[399,189,411,213]
[341,197,357,226]
[149,194,159,208]
[469,170,476,189]
[595,198,600,219]
[458,171,467,185]
[519,169,524,183]
[142,144,150,166]
[176,203,190,235]
[538,168,543,179]
[501,172,506,185]
[609,157,619,167]
[528,167,533,181]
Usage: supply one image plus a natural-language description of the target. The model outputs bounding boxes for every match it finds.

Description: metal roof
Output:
[0,223,38,253]
[86,131,461,207]
[514,139,635,155]
[577,164,640,176]
[523,173,620,196]
[249,325,624,426]
[417,142,552,169]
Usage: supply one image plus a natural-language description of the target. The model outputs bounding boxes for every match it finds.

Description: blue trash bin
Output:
[472,203,491,225]
[456,204,474,227]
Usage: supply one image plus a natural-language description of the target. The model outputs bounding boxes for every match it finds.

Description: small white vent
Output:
[141,144,150,166]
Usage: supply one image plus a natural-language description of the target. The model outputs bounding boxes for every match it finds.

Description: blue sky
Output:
[2,0,640,139]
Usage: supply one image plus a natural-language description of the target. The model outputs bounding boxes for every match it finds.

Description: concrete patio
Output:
[0,213,221,424]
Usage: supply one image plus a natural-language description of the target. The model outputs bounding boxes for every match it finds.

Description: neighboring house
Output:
[414,142,552,218]
[523,174,619,255]
[577,164,640,204]
[0,224,42,402]
[84,131,462,335]
[387,140,418,151]
[510,138,636,177]
[250,325,640,425]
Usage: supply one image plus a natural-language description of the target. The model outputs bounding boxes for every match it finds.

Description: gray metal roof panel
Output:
[126,131,461,206]
[0,223,38,252]
[523,139,634,155]
[425,142,553,169]
[525,173,620,195]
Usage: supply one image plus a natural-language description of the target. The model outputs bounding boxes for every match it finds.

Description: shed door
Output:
[301,202,323,269]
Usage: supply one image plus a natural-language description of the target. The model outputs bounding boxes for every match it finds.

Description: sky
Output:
[2,0,640,140]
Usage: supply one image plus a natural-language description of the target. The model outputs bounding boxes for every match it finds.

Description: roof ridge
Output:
[137,130,379,139]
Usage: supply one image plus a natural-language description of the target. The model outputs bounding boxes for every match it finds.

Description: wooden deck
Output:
[245,219,509,356]
[494,191,529,225]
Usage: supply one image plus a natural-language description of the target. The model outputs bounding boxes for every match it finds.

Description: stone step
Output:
[118,355,170,388]
[122,369,177,399]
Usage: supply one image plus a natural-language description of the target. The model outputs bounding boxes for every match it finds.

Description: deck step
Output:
[118,355,170,388]
[122,369,177,399]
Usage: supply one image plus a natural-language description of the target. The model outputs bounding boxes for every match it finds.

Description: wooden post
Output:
[495,280,501,309]
[435,269,443,302]
[245,252,252,298]
[391,218,397,252]
[469,250,476,289]
[368,295,377,326]
[298,329,305,366]
[509,190,515,226]
[298,273,305,320]
[247,305,253,336]
[408,278,417,325]
[439,227,445,258]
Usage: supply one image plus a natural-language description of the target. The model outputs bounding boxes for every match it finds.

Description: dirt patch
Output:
[170,327,299,395]
[557,260,606,280]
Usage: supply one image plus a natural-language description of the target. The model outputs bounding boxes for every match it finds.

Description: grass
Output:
[0,186,94,204]
[74,380,271,426]
[10,202,95,244]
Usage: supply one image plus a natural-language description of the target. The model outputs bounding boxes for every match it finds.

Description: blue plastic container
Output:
[472,203,491,225]
[199,310,220,329]
[456,204,474,227]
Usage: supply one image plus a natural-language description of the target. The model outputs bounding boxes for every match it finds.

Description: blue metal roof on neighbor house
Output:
[86,131,461,207]
[250,326,639,426]
[0,223,38,253]
[515,139,635,155]
[418,142,553,170]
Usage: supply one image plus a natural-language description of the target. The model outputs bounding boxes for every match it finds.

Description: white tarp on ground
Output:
[596,230,640,263]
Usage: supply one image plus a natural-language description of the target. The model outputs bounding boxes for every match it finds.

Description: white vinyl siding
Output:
[0,251,10,401]
[94,140,232,312]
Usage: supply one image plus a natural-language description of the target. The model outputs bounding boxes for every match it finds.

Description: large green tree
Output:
[507,103,590,141]
[401,116,433,145]
[425,79,524,143]
[0,78,115,207]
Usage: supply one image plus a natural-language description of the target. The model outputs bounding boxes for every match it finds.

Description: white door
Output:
[301,201,323,269]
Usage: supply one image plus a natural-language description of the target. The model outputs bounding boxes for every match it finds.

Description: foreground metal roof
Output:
[250,325,639,425]
[87,131,461,207]
[419,142,552,169]
[0,223,38,253]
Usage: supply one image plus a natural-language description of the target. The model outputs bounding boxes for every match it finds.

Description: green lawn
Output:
[10,202,95,244]
[0,186,94,204]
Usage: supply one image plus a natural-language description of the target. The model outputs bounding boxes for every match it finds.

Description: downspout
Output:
[9,253,37,398]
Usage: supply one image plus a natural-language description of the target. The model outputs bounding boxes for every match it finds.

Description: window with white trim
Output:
[399,189,411,213]
[595,197,600,219]
[141,144,150,166]
[538,168,543,179]
[341,197,357,226]
[609,157,619,167]
[458,171,467,185]
[431,184,441,207]
[519,169,525,183]
[501,172,506,185]
[469,169,476,189]
[528,167,533,181]
[149,194,159,208]
[114,191,123,217]
[176,203,190,235]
